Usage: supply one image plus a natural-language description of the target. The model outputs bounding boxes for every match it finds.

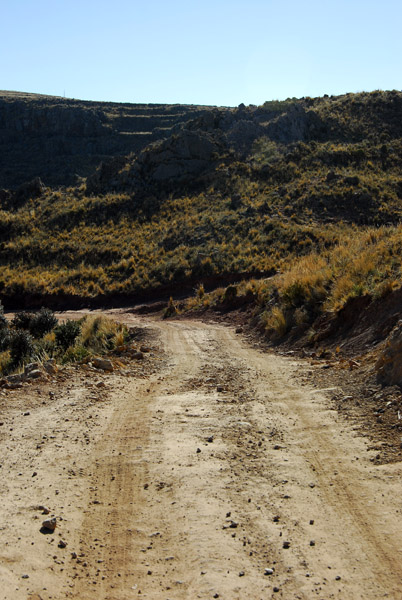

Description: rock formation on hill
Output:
[0,91,215,188]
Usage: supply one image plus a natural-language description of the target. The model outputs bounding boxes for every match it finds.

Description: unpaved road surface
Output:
[1,317,402,599]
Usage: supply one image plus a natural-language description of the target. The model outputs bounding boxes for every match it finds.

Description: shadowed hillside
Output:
[0,91,217,188]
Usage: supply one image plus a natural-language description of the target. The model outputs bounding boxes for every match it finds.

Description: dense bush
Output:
[0,327,10,351]
[12,309,58,338]
[30,308,58,338]
[55,320,81,350]
[12,311,34,330]
[9,329,35,365]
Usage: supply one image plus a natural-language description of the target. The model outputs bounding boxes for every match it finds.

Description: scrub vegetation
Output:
[1,90,402,342]
[0,302,128,374]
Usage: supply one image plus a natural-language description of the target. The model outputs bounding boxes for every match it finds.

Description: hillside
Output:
[0,91,216,188]
[2,89,402,362]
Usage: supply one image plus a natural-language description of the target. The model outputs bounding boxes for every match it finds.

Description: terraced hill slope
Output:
[0,91,218,188]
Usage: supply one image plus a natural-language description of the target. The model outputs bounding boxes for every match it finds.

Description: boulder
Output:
[92,357,114,372]
[6,373,24,384]
[375,320,402,387]
[43,359,57,374]
[26,369,43,379]
[24,362,40,375]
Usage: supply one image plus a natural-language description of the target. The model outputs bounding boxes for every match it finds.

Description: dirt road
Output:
[1,317,402,599]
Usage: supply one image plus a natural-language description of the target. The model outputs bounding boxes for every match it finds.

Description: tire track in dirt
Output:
[70,319,402,599]
[5,315,401,599]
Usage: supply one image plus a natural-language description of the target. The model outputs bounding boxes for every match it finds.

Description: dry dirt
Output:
[1,314,402,600]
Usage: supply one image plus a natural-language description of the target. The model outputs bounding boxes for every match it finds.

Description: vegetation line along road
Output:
[1,315,401,599]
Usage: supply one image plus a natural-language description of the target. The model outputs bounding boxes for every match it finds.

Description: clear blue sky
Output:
[1,0,401,106]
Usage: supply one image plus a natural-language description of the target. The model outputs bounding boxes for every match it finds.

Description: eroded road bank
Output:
[1,318,402,599]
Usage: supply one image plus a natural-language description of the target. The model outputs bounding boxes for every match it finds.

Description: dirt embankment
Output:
[1,315,402,599]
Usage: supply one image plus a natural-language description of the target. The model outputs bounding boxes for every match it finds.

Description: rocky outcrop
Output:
[135,129,224,182]
[0,92,215,189]
[266,104,325,143]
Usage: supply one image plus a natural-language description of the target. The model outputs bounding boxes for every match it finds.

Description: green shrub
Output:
[12,311,34,330]
[9,329,35,365]
[61,345,89,363]
[30,308,58,338]
[0,327,10,351]
[55,320,81,350]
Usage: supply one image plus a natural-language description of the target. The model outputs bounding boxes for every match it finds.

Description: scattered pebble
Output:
[264,568,274,575]
[282,541,290,549]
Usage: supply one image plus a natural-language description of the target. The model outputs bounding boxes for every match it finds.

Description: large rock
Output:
[266,104,324,143]
[375,320,402,387]
[135,129,223,182]
[226,119,265,154]
[92,357,114,371]
[42,517,57,531]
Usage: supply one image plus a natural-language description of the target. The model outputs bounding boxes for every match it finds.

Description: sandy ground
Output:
[1,316,402,600]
